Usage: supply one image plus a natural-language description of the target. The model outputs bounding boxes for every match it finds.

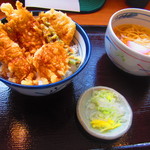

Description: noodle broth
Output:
[113,24,150,56]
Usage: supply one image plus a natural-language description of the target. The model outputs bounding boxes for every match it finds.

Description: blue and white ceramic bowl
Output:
[105,8,150,76]
[0,20,91,96]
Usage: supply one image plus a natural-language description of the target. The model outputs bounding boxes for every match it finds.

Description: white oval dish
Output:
[76,86,133,140]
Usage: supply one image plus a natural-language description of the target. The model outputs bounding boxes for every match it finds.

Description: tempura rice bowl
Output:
[0,21,91,96]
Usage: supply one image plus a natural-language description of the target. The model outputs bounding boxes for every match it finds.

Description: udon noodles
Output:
[113,24,150,56]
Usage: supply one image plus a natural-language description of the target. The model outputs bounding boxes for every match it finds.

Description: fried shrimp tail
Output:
[0,3,14,16]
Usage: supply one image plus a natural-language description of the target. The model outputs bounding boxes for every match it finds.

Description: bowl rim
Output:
[109,8,150,60]
[76,86,133,140]
[0,15,91,89]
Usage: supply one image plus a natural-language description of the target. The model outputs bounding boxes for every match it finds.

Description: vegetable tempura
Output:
[0,1,80,85]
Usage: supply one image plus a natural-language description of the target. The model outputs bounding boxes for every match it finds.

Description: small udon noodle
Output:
[113,24,150,56]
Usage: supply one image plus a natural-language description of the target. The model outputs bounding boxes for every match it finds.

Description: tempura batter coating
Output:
[0,23,31,83]
[0,1,79,85]
[33,41,70,83]
[0,23,23,64]
[1,1,45,53]
[37,9,76,45]
[8,57,32,83]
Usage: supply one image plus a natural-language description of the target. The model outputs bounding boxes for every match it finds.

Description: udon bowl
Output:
[105,8,150,76]
[0,14,91,96]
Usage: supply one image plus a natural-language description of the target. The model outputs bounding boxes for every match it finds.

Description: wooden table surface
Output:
[68,0,150,25]
[0,0,150,25]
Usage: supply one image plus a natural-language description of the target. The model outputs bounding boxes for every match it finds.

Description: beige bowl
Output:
[105,8,150,76]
